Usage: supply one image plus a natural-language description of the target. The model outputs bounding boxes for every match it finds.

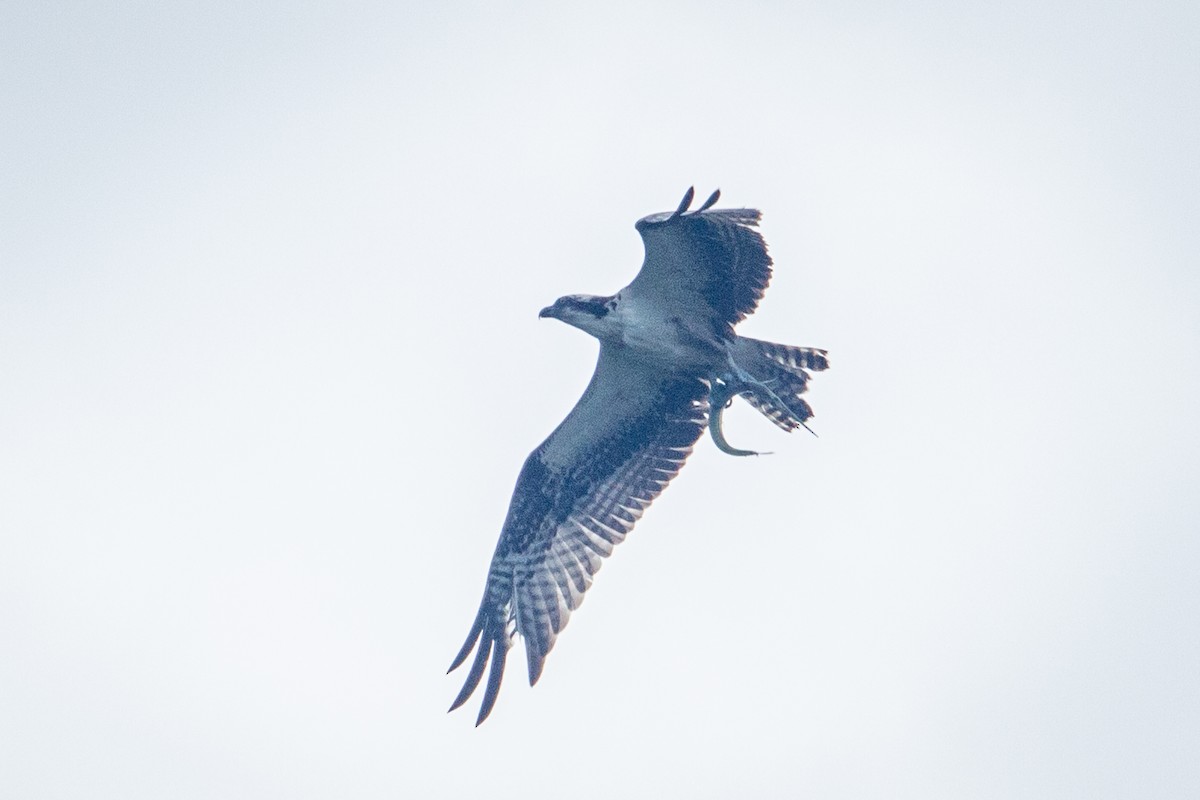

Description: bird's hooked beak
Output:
[538,301,560,320]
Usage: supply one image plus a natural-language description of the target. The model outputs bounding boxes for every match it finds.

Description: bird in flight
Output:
[448,188,829,724]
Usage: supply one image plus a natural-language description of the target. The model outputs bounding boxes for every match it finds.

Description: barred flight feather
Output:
[449,188,828,725]
[448,353,707,725]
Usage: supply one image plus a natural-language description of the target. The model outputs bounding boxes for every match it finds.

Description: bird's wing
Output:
[623,187,773,337]
[448,344,708,725]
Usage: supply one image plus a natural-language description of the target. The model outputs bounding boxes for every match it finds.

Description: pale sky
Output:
[2,2,1198,798]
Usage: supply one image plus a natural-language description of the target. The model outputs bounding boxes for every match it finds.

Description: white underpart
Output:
[606,296,724,372]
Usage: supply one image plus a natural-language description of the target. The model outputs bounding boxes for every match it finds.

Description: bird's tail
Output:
[726,336,829,431]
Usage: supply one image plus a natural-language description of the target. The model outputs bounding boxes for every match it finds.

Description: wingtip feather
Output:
[448,633,491,713]
[671,186,695,219]
[697,188,721,212]
[447,614,484,673]
[475,638,509,725]
[527,647,548,687]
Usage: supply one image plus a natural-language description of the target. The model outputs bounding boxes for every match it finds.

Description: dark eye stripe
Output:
[566,297,610,317]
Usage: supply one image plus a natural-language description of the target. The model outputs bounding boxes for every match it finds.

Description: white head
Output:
[538,293,618,338]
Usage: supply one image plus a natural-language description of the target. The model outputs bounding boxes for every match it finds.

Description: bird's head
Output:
[538,293,616,336]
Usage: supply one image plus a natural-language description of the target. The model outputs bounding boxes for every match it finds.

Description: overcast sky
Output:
[2,2,1198,798]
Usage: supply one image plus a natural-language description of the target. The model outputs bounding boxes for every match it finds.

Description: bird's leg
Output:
[725,358,794,416]
[709,345,811,456]
[736,368,819,438]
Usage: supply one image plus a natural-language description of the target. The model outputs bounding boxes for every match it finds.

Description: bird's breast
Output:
[611,306,724,372]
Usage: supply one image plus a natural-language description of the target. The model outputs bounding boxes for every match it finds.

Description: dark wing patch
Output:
[627,187,773,335]
[448,348,708,725]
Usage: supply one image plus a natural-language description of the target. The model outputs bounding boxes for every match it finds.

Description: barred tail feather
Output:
[741,376,814,431]
[754,340,830,374]
[729,336,829,431]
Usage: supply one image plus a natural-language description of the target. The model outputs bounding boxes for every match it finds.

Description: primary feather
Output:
[448,188,828,724]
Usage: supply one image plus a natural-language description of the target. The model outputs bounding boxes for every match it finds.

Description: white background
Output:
[3,2,1198,797]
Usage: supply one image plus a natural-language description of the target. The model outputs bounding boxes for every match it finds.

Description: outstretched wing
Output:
[448,344,708,725]
[624,187,773,338]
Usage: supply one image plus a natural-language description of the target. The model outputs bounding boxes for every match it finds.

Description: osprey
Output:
[448,188,828,724]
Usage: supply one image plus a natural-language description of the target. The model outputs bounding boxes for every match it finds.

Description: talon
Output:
[727,363,793,422]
